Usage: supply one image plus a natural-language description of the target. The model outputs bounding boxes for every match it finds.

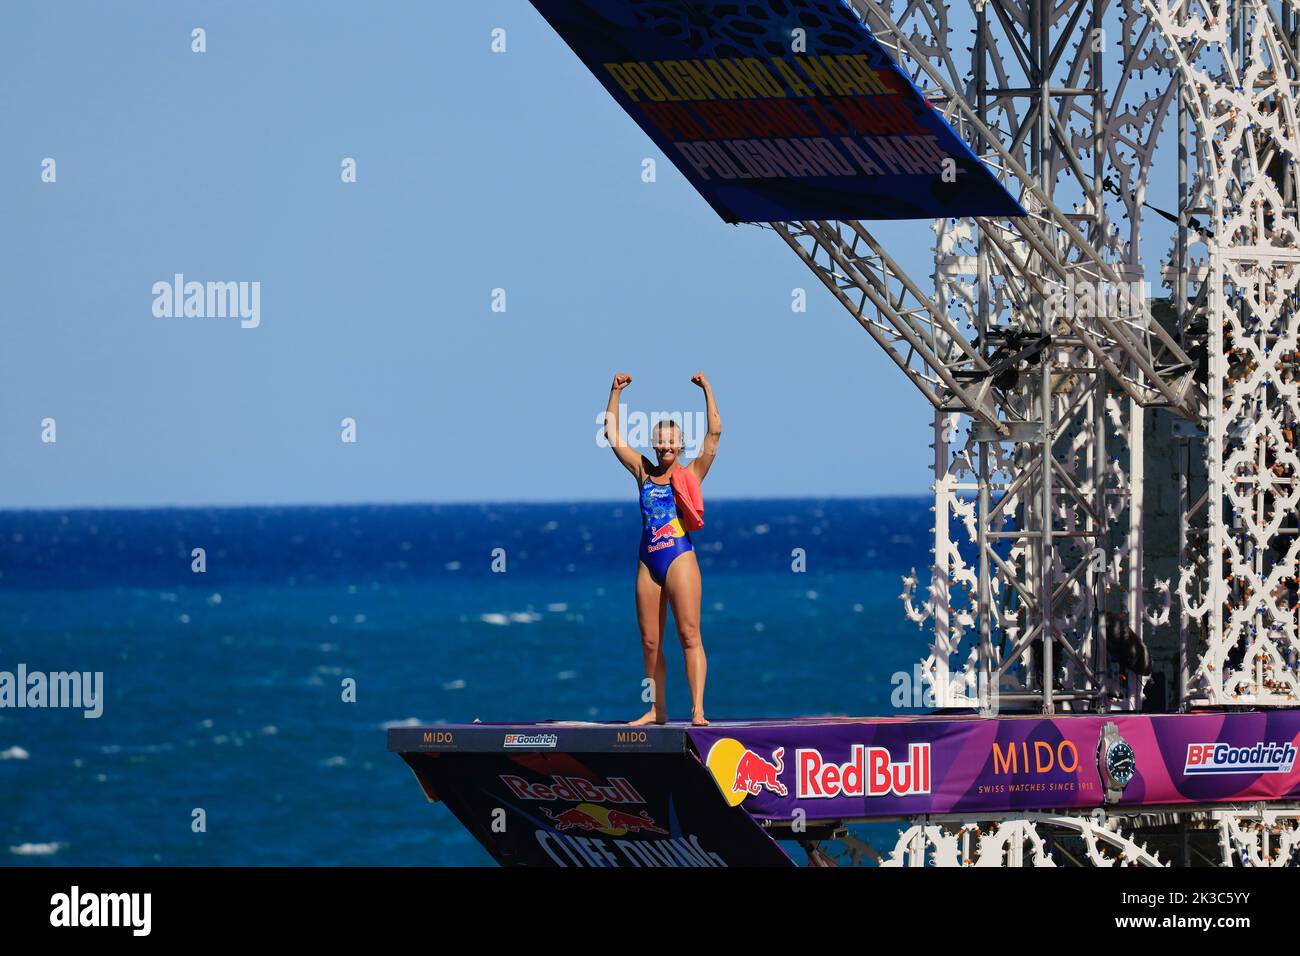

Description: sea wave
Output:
[9,842,63,856]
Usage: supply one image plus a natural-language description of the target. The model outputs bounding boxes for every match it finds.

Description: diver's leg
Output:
[665,550,707,726]
[630,561,668,725]
[656,584,668,713]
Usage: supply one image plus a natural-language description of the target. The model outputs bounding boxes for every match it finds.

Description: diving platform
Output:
[390,711,1300,867]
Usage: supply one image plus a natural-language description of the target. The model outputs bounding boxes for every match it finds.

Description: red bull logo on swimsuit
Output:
[647,519,685,550]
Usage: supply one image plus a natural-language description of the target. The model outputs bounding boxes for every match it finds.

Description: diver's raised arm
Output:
[688,371,721,482]
[605,372,642,478]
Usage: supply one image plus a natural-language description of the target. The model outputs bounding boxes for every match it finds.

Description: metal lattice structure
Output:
[779,0,1300,714]
[801,803,1300,865]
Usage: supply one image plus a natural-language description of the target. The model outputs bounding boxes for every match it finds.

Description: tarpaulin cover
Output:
[528,0,1026,222]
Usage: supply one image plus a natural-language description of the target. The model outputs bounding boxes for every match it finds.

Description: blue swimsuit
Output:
[638,473,693,585]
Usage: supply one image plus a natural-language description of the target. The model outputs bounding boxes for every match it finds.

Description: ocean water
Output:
[0,497,930,866]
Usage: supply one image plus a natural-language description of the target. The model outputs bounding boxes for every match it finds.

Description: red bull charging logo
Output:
[646,519,685,552]
[541,803,668,836]
[704,738,788,806]
[732,747,788,797]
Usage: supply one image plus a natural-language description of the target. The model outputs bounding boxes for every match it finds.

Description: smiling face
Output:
[652,420,683,467]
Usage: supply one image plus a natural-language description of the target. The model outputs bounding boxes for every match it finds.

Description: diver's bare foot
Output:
[629,709,667,726]
[691,710,709,727]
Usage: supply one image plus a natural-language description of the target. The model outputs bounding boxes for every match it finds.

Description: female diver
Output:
[604,371,721,726]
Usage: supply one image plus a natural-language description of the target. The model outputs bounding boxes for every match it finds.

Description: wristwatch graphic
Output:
[1097,720,1136,805]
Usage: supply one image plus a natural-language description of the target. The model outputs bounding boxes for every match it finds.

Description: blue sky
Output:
[0,1,946,508]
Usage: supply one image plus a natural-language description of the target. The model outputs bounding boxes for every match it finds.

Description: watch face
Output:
[1106,741,1136,786]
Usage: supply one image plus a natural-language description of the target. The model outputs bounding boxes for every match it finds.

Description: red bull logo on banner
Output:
[501,774,646,804]
[797,744,931,799]
[1184,741,1297,775]
[541,803,668,836]
[732,747,788,797]
[704,738,931,804]
[703,738,789,806]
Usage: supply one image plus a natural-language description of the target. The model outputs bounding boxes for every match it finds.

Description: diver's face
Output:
[653,427,680,465]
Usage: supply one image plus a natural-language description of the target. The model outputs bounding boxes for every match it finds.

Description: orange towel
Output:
[671,466,704,531]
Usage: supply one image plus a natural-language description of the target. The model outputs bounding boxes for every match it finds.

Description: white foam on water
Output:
[381,717,422,729]
[480,613,509,626]
[546,602,568,612]
[0,746,30,760]
[9,842,63,856]
[441,679,466,691]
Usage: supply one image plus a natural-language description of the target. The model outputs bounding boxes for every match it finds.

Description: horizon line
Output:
[0,491,935,514]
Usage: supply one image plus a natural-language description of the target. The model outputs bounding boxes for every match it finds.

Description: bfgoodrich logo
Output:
[0,664,102,718]
[1185,741,1297,774]
[50,886,151,936]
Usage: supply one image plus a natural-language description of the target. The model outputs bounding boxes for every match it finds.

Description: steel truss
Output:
[779,0,1300,711]
[799,802,1300,865]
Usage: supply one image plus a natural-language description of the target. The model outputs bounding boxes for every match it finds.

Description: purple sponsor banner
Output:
[686,711,1300,820]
